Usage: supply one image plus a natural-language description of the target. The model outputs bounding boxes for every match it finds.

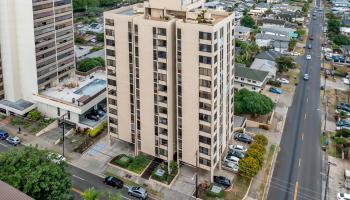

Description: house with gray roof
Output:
[256,33,290,53]
[235,26,252,41]
[234,66,269,92]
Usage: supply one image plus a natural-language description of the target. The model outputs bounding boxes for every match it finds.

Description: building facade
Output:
[105,0,235,177]
[0,0,75,114]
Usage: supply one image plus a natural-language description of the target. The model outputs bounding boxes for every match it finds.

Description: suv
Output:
[234,133,252,144]
[0,130,9,140]
[6,136,20,146]
[337,103,350,113]
[128,187,148,199]
[104,176,124,189]
[214,176,231,189]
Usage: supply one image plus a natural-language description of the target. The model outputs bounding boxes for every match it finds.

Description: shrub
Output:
[238,157,260,177]
[169,161,178,176]
[78,57,105,72]
[113,154,131,168]
[253,134,268,146]
[334,137,347,145]
[246,148,264,167]
[27,109,42,121]
[75,36,85,44]
[336,129,350,138]
[87,122,106,137]
[128,155,150,174]
[249,143,266,154]
[151,164,168,183]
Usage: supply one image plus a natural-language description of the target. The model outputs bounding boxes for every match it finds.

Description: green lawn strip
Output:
[224,176,252,200]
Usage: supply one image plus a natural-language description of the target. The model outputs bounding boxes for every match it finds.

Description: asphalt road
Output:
[267,1,324,200]
[0,141,154,200]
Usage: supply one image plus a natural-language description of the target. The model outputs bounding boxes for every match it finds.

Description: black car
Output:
[86,113,99,121]
[213,176,231,189]
[228,149,245,159]
[103,176,124,189]
[337,103,350,112]
[234,133,252,144]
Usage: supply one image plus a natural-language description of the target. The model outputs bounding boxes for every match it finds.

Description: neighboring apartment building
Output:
[0,45,4,100]
[0,0,75,115]
[104,0,235,178]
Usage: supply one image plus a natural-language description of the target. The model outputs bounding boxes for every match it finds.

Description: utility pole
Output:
[59,113,69,157]
[195,150,198,199]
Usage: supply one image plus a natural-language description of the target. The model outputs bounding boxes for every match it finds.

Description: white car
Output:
[344,78,350,85]
[224,155,240,164]
[223,161,239,173]
[337,193,350,200]
[306,55,312,60]
[48,153,66,164]
[229,144,247,153]
[291,52,301,56]
[277,78,290,84]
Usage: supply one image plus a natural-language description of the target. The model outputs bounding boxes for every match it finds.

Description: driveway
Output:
[322,76,349,91]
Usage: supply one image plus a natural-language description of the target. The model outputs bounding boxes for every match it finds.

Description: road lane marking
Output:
[71,188,83,195]
[294,181,299,200]
[0,142,9,148]
[299,159,301,167]
[302,133,304,141]
[306,97,308,103]
[305,113,307,119]
[72,174,86,181]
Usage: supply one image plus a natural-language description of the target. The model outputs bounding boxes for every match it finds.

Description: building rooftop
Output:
[235,66,269,82]
[236,26,252,33]
[40,70,106,107]
[255,51,282,61]
[256,33,290,42]
[0,181,33,200]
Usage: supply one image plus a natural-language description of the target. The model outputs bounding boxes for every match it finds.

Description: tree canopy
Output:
[234,89,274,116]
[235,42,260,65]
[238,157,260,177]
[240,15,256,29]
[78,57,105,72]
[0,147,72,200]
[276,56,295,72]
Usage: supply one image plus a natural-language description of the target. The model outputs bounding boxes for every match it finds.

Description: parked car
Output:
[224,155,240,164]
[228,149,245,159]
[277,78,289,84]
[128,186,148,199]
[337,193,350,200]
[222,161,239,173]
[85,113,99,121]
[306,55,311,60]
[48,153,66,164]
[234,133,253,144]
[6,136,20,146]
[229,144,247,153]
[304,74,309,80]
[337,103,350,112]
[0,130,9,140]
[269,87,283,94]
[336,120,350,127]
[104,176,124,189]
[214,176,231,189]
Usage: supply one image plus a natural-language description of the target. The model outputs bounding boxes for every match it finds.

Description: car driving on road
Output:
[128,186,148,199]
[303,74,309,80]
[103,176,124,189]
[306,55,311,60]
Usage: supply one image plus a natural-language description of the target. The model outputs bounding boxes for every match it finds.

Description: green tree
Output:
[82,188,101,200]
[238,157,260,177]
[336,129,350,138]
[250,143,266,154]
[78,57,105,72]
[0,147,72,200]
[332,34,350,46]
[296,28,306,38]
[73,0,99,12]
[253,134,268,146]
[27,109,42,121]
[327,18,341,35]
[234,89,274,116]
[240,15,256,28]
[276,56,295,72]
[75,36,86,45]
[339,111,348,120]
[96,33,104,42]
[235,42,260,65]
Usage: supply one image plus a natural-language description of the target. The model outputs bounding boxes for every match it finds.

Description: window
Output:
[199,56,211,64]
[199,157,211,166]
[199,44,212,52]
[105,29,114,36]
[199,31,212,40]
[199,68,211,76]
[57,108,60,116]
[199,113,211,123]
[199,146,210,155]
[200,79,211,88]
[199,135,211,145]
[199,102,211,111]
[199,91,211,100]
[105,19,114,26]
[106,49,115,57]
[106,39,115,46]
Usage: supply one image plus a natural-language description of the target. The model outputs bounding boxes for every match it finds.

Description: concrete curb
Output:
[242,178,253,200]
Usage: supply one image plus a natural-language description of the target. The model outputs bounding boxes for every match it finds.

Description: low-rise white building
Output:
[341,27,350,36]
[32,70,107,128]
[235,26,252,41]
[234,66,269,92]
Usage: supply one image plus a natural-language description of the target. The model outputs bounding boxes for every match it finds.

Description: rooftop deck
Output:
[40,70,106,107]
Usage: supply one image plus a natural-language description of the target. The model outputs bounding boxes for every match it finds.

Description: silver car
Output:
[128,186,148,199]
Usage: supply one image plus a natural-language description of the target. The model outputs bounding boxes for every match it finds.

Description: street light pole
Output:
[59,113,69,157]
[195,150,198,199]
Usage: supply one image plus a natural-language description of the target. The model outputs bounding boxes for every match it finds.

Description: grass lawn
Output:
[258,145,276,200]
[111,154,151,175]
[224,176,252,200]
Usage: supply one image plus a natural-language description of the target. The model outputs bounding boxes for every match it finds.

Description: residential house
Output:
[235,26,252,41]
[257,18,298,29]
[250,51,281,78]
[256,33,290,53]
[261,26,297,39]
[234,66,269,92]
[267,0,281,4]
[234,12,244,26]
[275,11,304,23]
[249,2,270,16]
[204,1,226,11]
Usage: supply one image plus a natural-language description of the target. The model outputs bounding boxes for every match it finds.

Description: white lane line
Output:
[72,174,86,181]
[299,159,301,167]
[0,142,9,148]
[306,97,308,103]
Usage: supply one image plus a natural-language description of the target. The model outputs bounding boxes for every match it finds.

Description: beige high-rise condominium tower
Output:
[0,0,75,112]
[104,0,235,177]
